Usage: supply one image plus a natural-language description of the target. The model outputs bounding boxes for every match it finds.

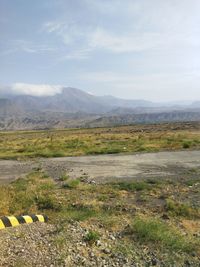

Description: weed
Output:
[182,142,191,149]
[114,181,151,191]
[9,191,35,214]
[37,181,55,191]
[63,205,97,221]
[36,195,60,211]
[62,179,80,189]
[84,230,100,244]
[184,178,200,186]
[59,174,69,182]
[165,199,199,218]
[11,178,29,191]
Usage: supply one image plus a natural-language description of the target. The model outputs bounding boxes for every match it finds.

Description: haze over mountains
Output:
[0,87,200,130]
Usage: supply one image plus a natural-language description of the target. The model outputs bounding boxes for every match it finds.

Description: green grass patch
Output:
[62,205,97,221]
[113,181,151,191]
[62,179,80,189]
[131,216,197,253]
[184,178,200,186]
[182,142,191,149]
[84,230,100,244]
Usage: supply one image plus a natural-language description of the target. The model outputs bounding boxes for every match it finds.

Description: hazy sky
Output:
[0,0,200,101]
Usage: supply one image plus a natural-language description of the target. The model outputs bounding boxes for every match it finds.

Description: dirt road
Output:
[0,150,200,184]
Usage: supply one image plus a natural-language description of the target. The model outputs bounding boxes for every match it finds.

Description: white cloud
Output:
[10,83,63,96]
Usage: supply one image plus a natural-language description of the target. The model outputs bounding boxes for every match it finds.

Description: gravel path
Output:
[0,150,200,184]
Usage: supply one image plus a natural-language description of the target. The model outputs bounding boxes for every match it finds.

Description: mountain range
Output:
[0,87,200,130]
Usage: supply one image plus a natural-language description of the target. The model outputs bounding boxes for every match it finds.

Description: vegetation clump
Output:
[59,174,69,181]
[131,216,196,252]
[165,199,199,218]
[62,179,80,189]
[84,230,100,244]
[113,181,151,191]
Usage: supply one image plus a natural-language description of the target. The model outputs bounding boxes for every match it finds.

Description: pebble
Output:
[102,248,111,254]
[96,240,102,246]
[109,235,116,241]
[151,258,158,266]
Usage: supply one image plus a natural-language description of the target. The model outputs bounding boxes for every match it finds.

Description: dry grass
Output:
[1,123,200,159]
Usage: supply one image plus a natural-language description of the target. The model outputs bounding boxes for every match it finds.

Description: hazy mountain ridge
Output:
[85,111,200,128]
[0,87,200,130]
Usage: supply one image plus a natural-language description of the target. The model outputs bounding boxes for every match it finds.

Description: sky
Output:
[0,0,200,101]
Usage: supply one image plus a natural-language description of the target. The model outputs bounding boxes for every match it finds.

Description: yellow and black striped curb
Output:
[0,215,48,230]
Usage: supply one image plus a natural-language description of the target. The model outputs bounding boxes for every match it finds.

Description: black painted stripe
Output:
[1,217,12,227]
[43,215,48,222]
[30,215,39,222]
[16,216,26,224]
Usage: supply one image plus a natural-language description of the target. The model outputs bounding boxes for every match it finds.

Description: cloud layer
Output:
[0,83,62,97]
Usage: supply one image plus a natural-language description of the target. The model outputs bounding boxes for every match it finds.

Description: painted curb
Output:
[0,215,48,229]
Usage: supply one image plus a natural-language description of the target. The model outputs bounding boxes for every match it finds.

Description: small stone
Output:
[191,251,196,257]
[161,214,170,220]
[90,252,95,258]
[184,260,191,266]
[103,248,111,254]
[96,240,102,246]
[151,258,157,266]
[110,235,116,241]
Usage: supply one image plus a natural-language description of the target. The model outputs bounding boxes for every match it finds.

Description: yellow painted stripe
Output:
[36,215,45,222]
[7,216,20,227]
[0,219,5,229]
[22,215,33,224]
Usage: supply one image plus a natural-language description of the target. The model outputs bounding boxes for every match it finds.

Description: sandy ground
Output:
[0,150,200,184]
